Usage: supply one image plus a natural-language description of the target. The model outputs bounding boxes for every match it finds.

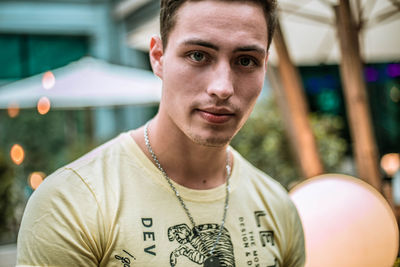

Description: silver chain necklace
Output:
[144,122,231,267]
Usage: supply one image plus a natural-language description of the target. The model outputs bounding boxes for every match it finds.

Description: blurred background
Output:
[0,0,399,265]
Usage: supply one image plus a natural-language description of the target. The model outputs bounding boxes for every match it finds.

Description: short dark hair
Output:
[160,0,278,50]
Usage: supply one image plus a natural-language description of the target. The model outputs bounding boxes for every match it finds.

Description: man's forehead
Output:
[175,0,266,25]
[169,0,268,49]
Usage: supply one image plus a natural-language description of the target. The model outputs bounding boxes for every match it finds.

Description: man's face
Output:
[150,0,269,147]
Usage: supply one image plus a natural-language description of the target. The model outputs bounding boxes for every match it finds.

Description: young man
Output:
[17,0,305,266]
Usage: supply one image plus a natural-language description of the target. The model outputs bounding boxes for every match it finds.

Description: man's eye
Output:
[189,52,205,62]
[238,57,256,67]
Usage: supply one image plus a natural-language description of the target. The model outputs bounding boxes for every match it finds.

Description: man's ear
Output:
[149,35,164,79]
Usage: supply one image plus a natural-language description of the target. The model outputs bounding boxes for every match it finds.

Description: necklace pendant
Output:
[204,256,221,267]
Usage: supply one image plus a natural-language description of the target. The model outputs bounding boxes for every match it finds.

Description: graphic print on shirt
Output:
[238,211,278,267]
[167,223,236,267]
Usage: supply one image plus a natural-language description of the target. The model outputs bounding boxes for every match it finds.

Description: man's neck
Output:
[131,115,231,190]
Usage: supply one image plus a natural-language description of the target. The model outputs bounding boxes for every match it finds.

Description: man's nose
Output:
[206,61,234,100]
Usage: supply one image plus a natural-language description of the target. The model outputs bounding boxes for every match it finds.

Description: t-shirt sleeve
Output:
[17,168,106,266]
[282,198,306,267]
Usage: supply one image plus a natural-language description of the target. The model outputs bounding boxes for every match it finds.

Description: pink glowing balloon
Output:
[290,174,399,267]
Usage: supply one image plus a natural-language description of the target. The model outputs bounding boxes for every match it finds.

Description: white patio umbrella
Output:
[0,57,162,109]
[270,0,400,65]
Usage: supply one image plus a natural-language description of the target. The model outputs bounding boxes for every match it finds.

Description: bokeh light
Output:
[10,144,25,165]
[290,174,398,267]
[387,63,400,78]
[365,66,379,82]
[42,71,55,90]
[28,172,45,190]
[381,153,400,177]
[390,86,400,103]
[37,97,51,115]
[7,102,20,118]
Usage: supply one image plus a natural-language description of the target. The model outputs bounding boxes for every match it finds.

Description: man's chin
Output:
[189,133,232,147]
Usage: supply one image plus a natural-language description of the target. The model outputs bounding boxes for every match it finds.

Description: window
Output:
[0,34,88,81]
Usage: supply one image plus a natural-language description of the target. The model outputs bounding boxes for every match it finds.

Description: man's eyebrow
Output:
[181,38,219,51]
[234,45,266,56]
[180,39,266,56]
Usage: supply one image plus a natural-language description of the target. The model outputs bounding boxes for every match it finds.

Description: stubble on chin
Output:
[188,131,232,147]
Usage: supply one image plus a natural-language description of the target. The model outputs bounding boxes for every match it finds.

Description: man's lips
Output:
[196,108,235,124]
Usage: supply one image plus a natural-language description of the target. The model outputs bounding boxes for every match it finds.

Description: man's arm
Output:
[283,199,306,267]
[17,168,105,266]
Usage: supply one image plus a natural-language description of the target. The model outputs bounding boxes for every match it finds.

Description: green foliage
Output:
[394,258,400,267]
[231,95,348,189]
[0,109,96,175]
[0,109,67,175]
[310,113,347,171]
[0,108,95,243]
[0,151,18,243]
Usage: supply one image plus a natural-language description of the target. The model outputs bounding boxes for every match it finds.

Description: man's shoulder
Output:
[231,148,291,201]
[67,131,133,171]
[232,148,285,186]
[38,131,139,192]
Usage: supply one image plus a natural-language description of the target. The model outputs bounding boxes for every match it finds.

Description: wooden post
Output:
[272,21,324,179]
[335,0,382,190]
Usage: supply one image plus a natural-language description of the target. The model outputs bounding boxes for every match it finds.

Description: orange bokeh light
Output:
[7,102,20,118]
[29,172,45,190]
[10,144,25,165]
[381,153,400,177]
[42,71,55,90]
[37,97,51,115]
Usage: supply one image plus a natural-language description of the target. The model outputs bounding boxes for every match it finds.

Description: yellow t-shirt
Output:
[17,132,305,267]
